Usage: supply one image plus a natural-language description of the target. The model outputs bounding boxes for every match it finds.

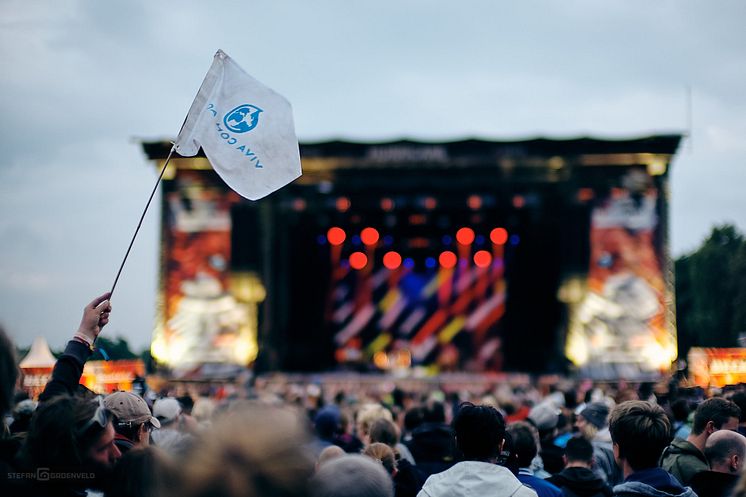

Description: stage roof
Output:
[142,134,683,164]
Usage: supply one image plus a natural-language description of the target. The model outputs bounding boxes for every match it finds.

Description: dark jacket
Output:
[394,458,424,497]
[548,466,613,497]
[405,423,457,478]
[540,439,567,475]
[0,435,26,497]
[5,341,95,497]
[659,438,708,486]
[39,340,92,403]
[613,467,696,497]
[689,470,738,497]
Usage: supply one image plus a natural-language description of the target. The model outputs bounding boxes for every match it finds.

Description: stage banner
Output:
[565,171,676,379]
[688,348,746,387]
[150,170,258,368]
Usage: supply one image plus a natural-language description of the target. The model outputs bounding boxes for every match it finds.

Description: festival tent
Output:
[19,336,57,369]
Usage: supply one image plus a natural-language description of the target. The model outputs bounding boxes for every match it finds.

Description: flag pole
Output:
[109,144,176,297]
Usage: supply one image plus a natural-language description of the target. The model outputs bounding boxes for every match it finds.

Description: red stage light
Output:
[327,227,346,246]
[474,250,492,268]
[383,251,402,270]
[349,252,368,270]
[577,188,595,202]
[424,197,437,210]
[336,197,351,212]
[490,227,508,245]
[467,195,482,210]
[361,227,380,246]
[439,251,457,269]
[456,227,475,245]
[381,198,394,211]
[409,214,427,225]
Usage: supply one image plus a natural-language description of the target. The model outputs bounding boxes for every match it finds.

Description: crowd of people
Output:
[3,293,746,497]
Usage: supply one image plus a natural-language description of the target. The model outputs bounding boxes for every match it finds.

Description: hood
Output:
[662,439,703,458]
[614,468,694,497]
[550,467,608,495]
[420,461,536,497]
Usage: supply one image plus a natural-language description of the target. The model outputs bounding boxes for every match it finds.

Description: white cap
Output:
[153,397,182,424]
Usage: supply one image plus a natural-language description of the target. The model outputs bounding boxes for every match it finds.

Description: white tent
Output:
[19,336,57,369]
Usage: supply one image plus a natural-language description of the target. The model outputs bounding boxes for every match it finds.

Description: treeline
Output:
[675,224,746,356]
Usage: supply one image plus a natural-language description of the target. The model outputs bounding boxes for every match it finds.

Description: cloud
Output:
[1,0,745,351]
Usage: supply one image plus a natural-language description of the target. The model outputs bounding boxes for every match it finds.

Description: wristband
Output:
[73,333,95,351]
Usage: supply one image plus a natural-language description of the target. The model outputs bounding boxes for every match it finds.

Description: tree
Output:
[675,224,746,356]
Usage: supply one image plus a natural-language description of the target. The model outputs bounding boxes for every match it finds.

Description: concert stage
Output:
[142,135,681,379]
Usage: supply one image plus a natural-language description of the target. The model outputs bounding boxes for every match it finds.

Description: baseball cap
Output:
[105,391,160,429]
[528,402,560,431]
[153,397,182,424]
[579,402,610,429]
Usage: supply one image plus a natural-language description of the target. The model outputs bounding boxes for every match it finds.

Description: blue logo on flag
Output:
[223,104,263,133]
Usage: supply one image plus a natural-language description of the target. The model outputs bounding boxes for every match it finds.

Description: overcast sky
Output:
[1,1,745,352]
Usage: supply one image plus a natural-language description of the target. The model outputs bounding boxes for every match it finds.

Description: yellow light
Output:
[373,351,390,369]
[234,332,258,364]
[647,157,668,176]
[367,333,392,355]
[557,277,586,304]
[548,156,565,170]
[438,317,466,344]
[230,272,267,303]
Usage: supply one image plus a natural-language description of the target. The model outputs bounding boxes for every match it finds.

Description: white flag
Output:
[174,50,302,200]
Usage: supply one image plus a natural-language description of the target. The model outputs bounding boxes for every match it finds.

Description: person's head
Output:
[453,402,506,462]
[576,402,610,440]
[192,397,216,425]
[363,443,397,476]
[704,429,746,474]
[0,328,18,416]
[178,402,315,497]
[311,454,394,497]
[369,418,399,448]
[153,397,182,428]
[106,445,177,497]
[356,404,393,442]
[403,406,425,434]
[671,398,691,423]
[691,397,740,436]
[177,394,195,415]
[564,436,595,468]
[424,400,447,424]
[105,391,160,449]
[317,445,345,470]
[527,402,560,439]
[730,392,746,424]
[24,395,121,474]
[339,410,352,435]
[506,421,539,469]
[314,406,341,442]
[609,400,670,473]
